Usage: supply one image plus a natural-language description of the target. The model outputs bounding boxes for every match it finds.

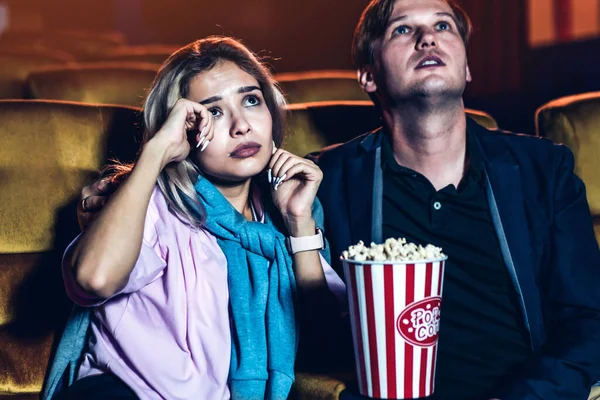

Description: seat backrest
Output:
[276,70,371,104]
[536,92,600,216]
[0,100,142,253]
[0,100,142,395]
[0,48,74,98]
[284,100,498,156]
[27,62,159,107]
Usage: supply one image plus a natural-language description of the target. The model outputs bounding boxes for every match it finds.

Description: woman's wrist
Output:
[142,137,174,172]
[284,216,316,237]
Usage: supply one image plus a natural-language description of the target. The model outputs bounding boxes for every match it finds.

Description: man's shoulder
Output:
[474,124,568,164]
[306,129,380,168]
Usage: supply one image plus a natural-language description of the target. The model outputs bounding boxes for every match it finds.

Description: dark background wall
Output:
[5,0,600,134]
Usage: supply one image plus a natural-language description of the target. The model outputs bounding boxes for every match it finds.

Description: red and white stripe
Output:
[528,0,600,46]
[344,260,446,399]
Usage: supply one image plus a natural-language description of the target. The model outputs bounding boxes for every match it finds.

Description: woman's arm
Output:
[67,99,213,299]
[68,140,169,299]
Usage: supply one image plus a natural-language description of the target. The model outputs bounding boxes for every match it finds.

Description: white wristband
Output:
[286,227,325,255]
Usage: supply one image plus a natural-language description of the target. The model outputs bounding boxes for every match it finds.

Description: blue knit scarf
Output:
[192,176,298,400]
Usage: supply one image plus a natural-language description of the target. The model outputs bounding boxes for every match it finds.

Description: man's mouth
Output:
[416,56,445,69]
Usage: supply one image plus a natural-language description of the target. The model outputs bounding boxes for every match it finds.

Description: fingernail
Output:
[196,136,205,148]
[199,125,207,138]
[279,173,286,182]
[267,169,272,183]
[200,139,210,152]
[274,181,281,191]
[273,177,280,186]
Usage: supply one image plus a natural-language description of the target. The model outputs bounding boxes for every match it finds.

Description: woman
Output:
[42,36,345,400]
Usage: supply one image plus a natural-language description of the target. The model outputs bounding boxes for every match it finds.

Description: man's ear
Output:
[358,67,377,93]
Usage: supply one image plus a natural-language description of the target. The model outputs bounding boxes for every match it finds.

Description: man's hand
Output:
[78,177,118,231]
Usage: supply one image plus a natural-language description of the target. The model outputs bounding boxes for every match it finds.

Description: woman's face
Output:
[187,60,274,184]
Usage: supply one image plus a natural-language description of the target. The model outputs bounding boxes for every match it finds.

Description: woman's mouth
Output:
[230,142,262,158]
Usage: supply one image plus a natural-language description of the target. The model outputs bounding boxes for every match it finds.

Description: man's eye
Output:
[393,26,410,35]
[436,22,450,31]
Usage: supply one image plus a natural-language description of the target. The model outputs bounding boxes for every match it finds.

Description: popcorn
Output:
[342,238,445,262]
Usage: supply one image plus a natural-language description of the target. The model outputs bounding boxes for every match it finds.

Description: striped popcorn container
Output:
[342,257,447,399]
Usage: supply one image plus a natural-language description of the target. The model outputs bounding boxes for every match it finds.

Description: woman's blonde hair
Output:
[111,36,287,227]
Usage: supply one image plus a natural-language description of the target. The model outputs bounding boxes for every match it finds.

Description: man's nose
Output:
[416,27,437,49]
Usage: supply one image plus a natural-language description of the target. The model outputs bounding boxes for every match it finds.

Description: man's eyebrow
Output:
[199,86,261,105]
[434,12,455,20]
[386,11,456,28]
[386,15,408,27]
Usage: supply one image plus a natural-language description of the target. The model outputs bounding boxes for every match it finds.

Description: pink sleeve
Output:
[62,189,167,307]
[320,253,347,308]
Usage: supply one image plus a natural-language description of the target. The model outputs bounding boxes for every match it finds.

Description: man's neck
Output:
[382,99,468,191]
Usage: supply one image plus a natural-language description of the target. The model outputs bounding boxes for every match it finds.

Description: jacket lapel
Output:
[344,130,383,245]
[472,121,539,349]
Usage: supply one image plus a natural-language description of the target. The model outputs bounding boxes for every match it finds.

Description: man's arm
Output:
[502,145,600,400]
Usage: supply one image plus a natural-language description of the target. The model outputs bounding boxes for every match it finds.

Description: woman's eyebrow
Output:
[238,85,261,94]
[199,86,262,105]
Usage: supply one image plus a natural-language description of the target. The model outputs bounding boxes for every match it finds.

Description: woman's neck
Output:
[211,177,254,221]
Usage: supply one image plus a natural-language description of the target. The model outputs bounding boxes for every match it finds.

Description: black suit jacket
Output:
[312,118,600,399]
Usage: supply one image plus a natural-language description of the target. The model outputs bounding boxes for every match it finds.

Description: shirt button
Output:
[433,201,442,210]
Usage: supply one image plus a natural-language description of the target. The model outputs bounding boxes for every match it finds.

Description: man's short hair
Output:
[352,0,473,70]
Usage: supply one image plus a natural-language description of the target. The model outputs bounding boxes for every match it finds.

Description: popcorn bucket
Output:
[342,257,447,399]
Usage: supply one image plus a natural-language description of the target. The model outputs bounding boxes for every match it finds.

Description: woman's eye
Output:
[244,95,261,107]
[436,21,450,31]
[393,25,410,36]
[209,108,222,118]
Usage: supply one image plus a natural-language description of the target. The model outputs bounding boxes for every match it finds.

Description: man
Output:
[314,0,600,399]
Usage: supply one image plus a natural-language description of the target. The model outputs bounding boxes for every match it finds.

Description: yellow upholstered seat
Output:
[0,100,141,397]
[27,62,159,107]
[0,47,74,99]
[275,70,371,104]
[536,92,600,244]
[283,100,498,157]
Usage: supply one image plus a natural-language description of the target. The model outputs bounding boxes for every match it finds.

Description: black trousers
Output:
[54,373,138,400]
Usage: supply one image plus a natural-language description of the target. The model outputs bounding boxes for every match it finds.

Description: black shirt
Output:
[381,131,532,400]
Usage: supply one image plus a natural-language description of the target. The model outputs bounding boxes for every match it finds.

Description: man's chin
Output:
[409,81,465,100]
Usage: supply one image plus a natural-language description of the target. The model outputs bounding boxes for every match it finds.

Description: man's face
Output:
[364,0,471,104]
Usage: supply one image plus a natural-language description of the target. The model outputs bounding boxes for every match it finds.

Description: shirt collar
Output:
[381,125,485,183]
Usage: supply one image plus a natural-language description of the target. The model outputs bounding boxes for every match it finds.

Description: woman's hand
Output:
[268,148,323,235]
[151,98,214,169]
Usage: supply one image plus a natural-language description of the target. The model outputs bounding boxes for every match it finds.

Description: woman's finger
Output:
[276,162,322,189]
[270,151,292,180]
[195,110,214,151]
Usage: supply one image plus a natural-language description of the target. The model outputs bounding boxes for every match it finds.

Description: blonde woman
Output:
[42,36,345,400]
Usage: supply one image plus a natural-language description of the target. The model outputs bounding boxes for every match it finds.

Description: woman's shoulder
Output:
[147,186,220,247]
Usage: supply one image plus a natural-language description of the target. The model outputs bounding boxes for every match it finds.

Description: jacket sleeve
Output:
[503,145,600,400]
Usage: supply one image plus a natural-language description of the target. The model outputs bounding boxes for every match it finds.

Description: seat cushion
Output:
[0,253,70,396]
